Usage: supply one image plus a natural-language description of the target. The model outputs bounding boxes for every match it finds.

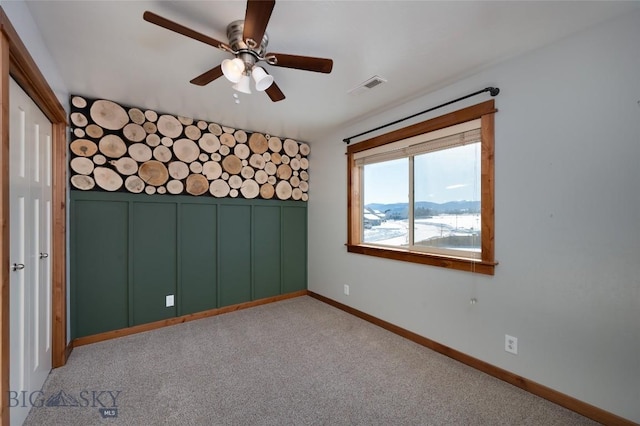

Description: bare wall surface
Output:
[308,10,640,423]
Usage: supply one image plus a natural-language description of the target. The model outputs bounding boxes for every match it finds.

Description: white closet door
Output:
[9,77,52,426]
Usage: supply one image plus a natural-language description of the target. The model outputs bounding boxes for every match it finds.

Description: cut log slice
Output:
[199,133,220,153]
[208,123,222,135]
[178,116,193,125]
[125,175,145,193]
[219,145,230,156]
[157,186,167,195]
[292,188,303,200]
[234,130,247,143]
[153,145,172,162]
[128,108,145,124]
[301,193,309,202]
[241,159,248,167]
[222,126,235,134]
[199,153,209,162]
[234,143,250,160]
[185,125,201,140]
[300,158,309,170]
[260,183,274,199]
[209,179,230,197]
[202,161,222,180]
[145,186,156,195]
[281,155,290,165]
[293,171,299,177]
[241,166,255,179]
[275,181,292,200]
[90,99,129,130]
[267,175,277,185]
[299,181,309,192]
[276,163,292,180]
[71,96,87,108]
[144,110,158,122]
[70,174,95,190]
[167,180,184,195]
[139,160,169,186]
[146,134,161,147]
[173,138,200,163]
[185,174,208,196]
[228,175,242,189]
[262,152,271,162]
[268,137,282,153]
[94,166,123,191]
[197,120,208,130]
[110,157,138,176]
[220,133,236,148]
[123,123,146,142]
[290,175,300,188]
[299,143,310,156]
[99,134,127,158]
[283,139,299,157]
[157,114,183,138]
[249,153,266,169]
[222,155,242,175]
[93,154,106,165]
[300,170,309,181]
[248,133,268,154]
[240,179,259,199]
[71,112,88,127]
[296,154,301,160]
[161,137,173,147]
[221,172,229,180]
[73,128,85,138]
[211,153,222,162]
[168,161,189,180]
[70,139,98,157]
[290,158,301,171]
[189,161,203,174]
[85,124,104,139]
[254,169,268,184]
[70,157,94,175]
[271,152,282,165]
[229,189,239,198]
[264,162,277,176]
[143,122,157,134]
[128,143,152,162]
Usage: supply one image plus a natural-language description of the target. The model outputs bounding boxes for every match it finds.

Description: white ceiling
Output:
[24,0,637,142]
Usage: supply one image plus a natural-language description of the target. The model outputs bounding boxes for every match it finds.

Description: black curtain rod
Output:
[343,86,500,144]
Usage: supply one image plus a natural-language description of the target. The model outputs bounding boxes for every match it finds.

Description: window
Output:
[347,100,496,275]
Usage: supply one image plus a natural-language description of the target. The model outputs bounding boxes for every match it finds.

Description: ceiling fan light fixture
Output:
[222,58,245,83]
[252,66,274,91]
[232,74,252,94]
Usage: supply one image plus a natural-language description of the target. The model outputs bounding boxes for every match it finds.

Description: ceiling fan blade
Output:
[265,82,285,102]
[190,65,224,86]
[242,0,275,47]
[266,53,333,74]
[143,11,230,51]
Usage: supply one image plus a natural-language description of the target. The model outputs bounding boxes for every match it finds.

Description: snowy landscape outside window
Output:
[346,100,497,275]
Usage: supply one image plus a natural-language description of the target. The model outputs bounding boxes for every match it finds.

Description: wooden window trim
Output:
[0,7,68,424]
[347,100,497,275]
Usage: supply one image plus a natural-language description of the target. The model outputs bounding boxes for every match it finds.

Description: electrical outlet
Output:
[505,334,518,355]
[166,294,174,307]
[343,284,350,296]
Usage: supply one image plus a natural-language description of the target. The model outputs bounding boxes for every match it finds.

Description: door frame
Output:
[0,8,67,425]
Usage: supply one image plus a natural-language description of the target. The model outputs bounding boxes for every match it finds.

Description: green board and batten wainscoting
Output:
[70,191,307,339]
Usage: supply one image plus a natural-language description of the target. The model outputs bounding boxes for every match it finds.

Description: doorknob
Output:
[12,263,25,271]
[40,253,49,259]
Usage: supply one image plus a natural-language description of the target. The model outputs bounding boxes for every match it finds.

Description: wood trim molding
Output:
[0,7,68,425]
[308,291,636,426]
[73,290,309,347]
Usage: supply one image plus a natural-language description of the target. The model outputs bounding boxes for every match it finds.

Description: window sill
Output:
[346,243,496,275]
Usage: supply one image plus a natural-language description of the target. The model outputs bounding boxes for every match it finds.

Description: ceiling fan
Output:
[143,0,333,102]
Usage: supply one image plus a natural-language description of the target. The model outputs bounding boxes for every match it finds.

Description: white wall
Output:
[308,9,640,422]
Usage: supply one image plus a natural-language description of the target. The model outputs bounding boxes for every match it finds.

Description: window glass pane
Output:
[363,158,409,247]
[413,142,481,254]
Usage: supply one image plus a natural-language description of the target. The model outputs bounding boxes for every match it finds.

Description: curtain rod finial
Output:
[343,138,351,144]
[489,87,500,96]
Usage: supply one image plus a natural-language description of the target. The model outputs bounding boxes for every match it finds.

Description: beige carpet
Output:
[24,296,597,425]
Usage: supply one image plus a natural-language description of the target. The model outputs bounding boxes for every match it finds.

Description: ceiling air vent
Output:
[347,75,387,95]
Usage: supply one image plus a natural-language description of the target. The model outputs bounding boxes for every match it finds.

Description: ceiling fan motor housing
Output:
[227,20,269,56]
